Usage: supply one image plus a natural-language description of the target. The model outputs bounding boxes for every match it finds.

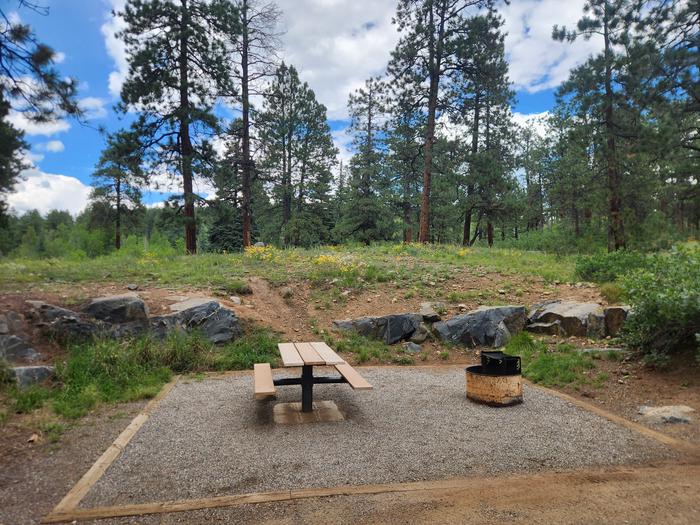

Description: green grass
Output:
[2,328,282,420]
[324,332,394,364]
[504,332,596,388]
[0,243,576,293]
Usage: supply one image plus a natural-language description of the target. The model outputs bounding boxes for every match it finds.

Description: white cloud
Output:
[7,168,92,216]
[79,97,108,119]
[331,127,353,164]
[101,0,128,98]
[5,110,70,136]
[512,110,550,137]
[43,140,65,153]
[500,0,601,92]
[53,51,66,64]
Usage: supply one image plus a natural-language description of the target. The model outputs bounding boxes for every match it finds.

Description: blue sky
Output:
[6,0,598,216]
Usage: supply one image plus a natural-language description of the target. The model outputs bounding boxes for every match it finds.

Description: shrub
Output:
[599,282,625,304]
[575,250,649,283]
[621,246,700,358]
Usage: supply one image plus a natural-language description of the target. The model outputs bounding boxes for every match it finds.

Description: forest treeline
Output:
[0,0,697,258]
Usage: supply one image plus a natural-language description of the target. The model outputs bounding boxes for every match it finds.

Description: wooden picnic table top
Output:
[277,342,345,367]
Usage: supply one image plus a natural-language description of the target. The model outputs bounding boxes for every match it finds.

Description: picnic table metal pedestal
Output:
[273,365,347,412]
[274,342,348,412]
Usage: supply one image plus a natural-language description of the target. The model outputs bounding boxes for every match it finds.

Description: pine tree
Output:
[553,0,635,251]
[0,4,79,216]
[388,0,491,243]
[258,63,337,246]
[230,0,281,246]
[91,130,147,250]
[116,0,241,253]
[336,77,391,244]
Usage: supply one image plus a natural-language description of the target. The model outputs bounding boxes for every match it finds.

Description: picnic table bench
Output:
[254,342,372,412]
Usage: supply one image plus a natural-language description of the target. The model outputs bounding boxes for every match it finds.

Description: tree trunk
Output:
[179,0,196,254]
[603,4,625,251]
[240,0,252,247]
[487,221,494,247]
[463,92,480,246]
[115,178,121,250]
[418,3,446,243]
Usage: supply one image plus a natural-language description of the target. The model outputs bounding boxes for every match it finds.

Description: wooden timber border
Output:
[42,367,698,523]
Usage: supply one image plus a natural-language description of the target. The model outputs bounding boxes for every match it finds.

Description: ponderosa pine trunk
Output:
[115,177,121,250]
[418,3,446,243]
[240,0,252,247]
[463,92,479,246]
[603,3,625,251]
[179,0,196,254]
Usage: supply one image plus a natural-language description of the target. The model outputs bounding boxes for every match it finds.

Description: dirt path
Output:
[56,462,700,524]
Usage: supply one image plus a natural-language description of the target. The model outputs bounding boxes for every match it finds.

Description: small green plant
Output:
[599,282,624,304]
[439,350,450,360]
[11,385,53,413]
[214,328,281,370]
[505,333,595,387]
[392,355,414,365]
[39,419,67,443]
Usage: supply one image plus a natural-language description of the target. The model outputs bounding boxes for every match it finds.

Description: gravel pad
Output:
[82,367,673,507]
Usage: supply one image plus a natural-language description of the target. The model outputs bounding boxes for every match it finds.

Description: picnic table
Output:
[254,342,372,412]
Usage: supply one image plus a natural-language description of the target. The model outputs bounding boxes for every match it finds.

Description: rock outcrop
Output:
[0,334,41,362]
[433,306,527,348]
[82,294,149,324]
[528,301,605,338]
[12,365,55,387]
[151,301,242,344]
[333,314,422,344]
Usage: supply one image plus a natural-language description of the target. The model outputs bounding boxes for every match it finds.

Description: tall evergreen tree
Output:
[0,3,80,217]
[336,77,391,244]
[388,0,491,243]
[230,0,281,247]
[116,0,241,253]
[91,130,147,249]
[553,0,636,251]
[258,63,337,246]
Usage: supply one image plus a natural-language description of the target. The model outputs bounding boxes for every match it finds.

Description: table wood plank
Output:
[294,342,325,365]
[278,343,304,367]
[310,342,345,365]
[336,363,373,390]
[253,363,276,399]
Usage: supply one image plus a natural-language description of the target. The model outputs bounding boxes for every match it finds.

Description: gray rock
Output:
[229,296,242,305]
[526,320,564,336]
[529,301,605,338]
[27,301,108,341]
[410,322,434,344]
[333,314,422,344]
[639,405,694,424]
[0,335,41,363]
[169,297,218,312]
[83,294,149,324]
[0,311,23,335]
[126,283,139,291]
[253,241,266,247]
[150,301,241,344]
[12,365,55,387]
[280,287,293,299]
[419,302,443,322]
[433,306,527,348]
[604,306,630,337]
[404,342,422,354]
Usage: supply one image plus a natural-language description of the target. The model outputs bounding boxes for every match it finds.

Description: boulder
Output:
[604,306,630,337]
[433,306,527,348]
[639,405,694,424]
[526,320,564,336]
[253,241,266,247]
[419,302,443,322]
[151,301,241,344]
[529,301,606,338]
[0,311,23,335]
[28,301,102,341]
[410,322,434,344]
[82,294,149,324]
[0,335,41,363]
[404,342,422,354]
[333,314,422,344]
[12,365,55,387]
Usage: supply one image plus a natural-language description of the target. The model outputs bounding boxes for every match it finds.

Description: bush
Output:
[575,250,649,283]
[599,282,625,304]
[621,246,700,358]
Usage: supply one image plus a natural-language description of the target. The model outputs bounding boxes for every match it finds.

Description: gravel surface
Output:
[82,366,674,508]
